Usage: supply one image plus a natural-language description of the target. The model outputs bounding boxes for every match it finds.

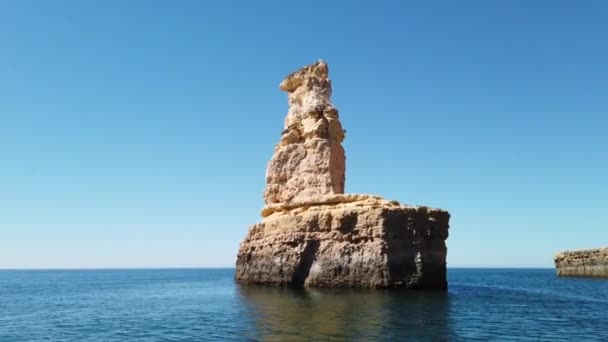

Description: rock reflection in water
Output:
[238,285,451,341]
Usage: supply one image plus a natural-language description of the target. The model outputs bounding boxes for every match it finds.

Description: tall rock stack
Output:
[264,61,345,204]
[236,61,451,290]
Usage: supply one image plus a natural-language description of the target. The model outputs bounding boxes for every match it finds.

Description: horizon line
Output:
[0,266,555,271]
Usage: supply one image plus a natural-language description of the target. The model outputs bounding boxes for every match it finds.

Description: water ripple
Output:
[0,269,607,341]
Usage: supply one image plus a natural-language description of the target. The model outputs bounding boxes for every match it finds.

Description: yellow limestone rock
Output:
[236,61,451,290]
[554,247,608,278]
[264,60,345,205]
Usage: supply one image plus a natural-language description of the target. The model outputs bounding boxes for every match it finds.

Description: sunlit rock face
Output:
[236,61,451,290]
[263,61,345,205]
[554,247,608,278]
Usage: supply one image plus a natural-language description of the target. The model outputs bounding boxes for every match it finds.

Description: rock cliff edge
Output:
[235,61,450,290]
[554,247,608,278]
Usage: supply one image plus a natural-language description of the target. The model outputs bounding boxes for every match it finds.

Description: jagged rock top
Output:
[279,60,329,92]
[554,247,608,262]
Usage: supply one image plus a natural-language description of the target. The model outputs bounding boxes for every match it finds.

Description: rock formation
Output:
[264,61,345,204]
[236,61,451,290]
[554,247,608,278]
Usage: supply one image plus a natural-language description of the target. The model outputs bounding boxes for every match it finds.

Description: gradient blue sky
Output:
[1,1,606,268]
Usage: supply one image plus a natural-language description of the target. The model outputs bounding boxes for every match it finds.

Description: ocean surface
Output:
[1,269,607,341]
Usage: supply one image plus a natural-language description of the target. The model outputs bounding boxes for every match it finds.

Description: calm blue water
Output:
[1,269,607,341]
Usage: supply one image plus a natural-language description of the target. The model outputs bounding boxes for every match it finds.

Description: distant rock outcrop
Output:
[554,247,608,278]
[236,61,451,290]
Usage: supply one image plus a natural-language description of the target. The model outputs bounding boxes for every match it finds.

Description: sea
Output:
[1,268,607,341]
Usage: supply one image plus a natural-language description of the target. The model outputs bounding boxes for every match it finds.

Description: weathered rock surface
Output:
[554,247,608,278]
[264,60,345,205]
[236,195,449,289]
[236,61,451,290]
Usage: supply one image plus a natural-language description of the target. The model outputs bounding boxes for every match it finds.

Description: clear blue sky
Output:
[1,1,606,268]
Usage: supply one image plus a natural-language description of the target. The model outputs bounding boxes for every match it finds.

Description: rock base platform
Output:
[236,195,450,290]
